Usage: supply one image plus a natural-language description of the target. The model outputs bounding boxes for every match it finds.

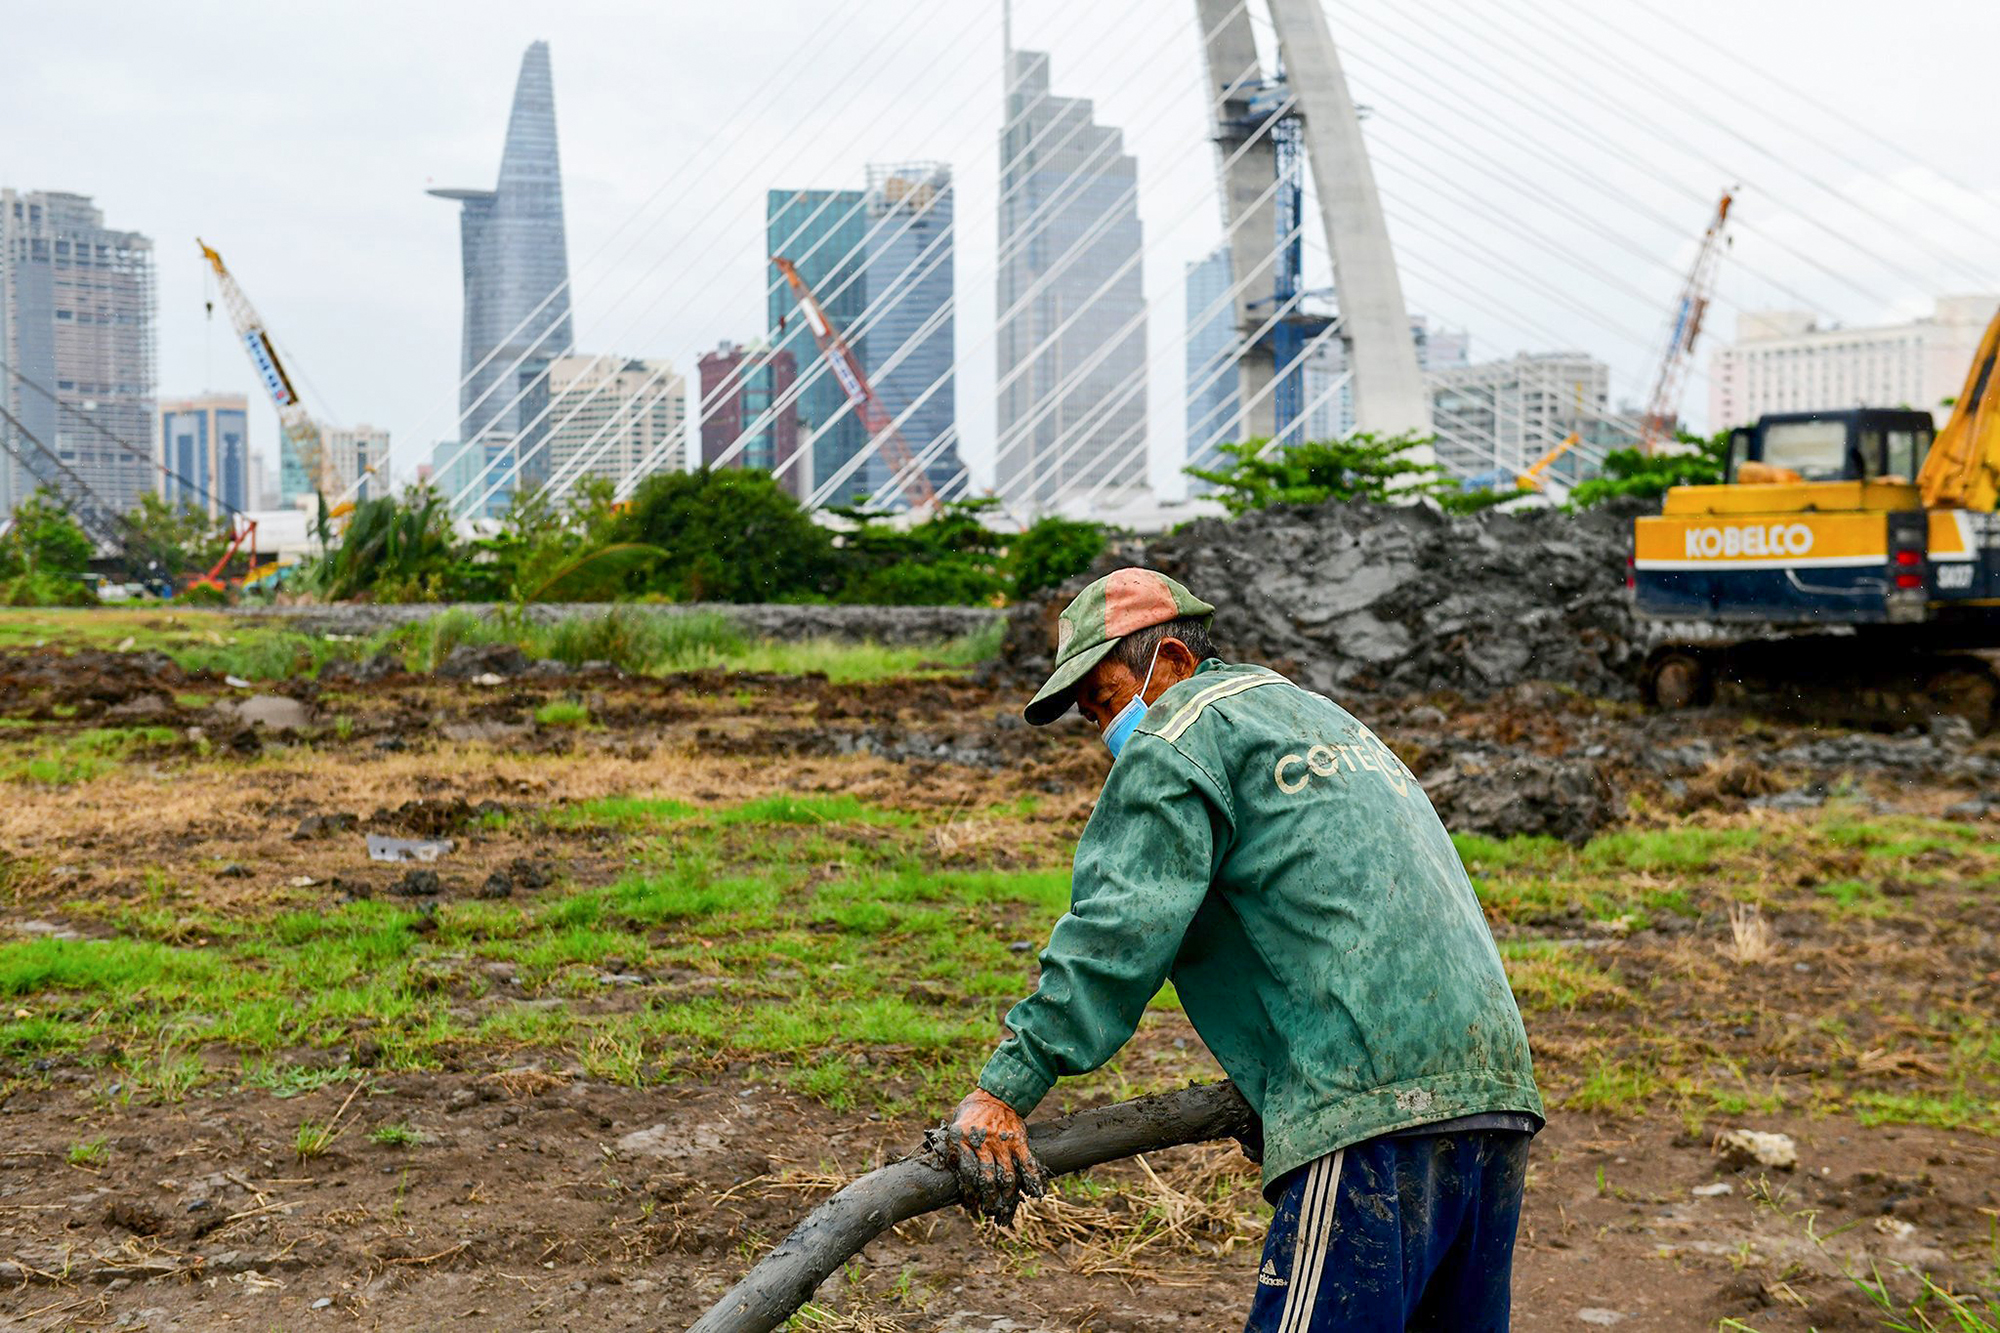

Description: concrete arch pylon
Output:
[1195,0,1435,452]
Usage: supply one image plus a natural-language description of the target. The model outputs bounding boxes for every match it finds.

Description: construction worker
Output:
[946,568,1544,1332]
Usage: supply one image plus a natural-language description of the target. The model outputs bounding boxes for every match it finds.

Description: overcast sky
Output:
[3,0,1995,504]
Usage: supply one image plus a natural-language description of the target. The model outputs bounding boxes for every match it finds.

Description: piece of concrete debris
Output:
[1577,1311,1628,1327]
[1691,1181,1733,1197]
[1714,1128,1797,1171]
[366,833,455,864]
[214,694,315,730]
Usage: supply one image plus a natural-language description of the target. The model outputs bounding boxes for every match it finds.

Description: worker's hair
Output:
[1113,615,1216,676]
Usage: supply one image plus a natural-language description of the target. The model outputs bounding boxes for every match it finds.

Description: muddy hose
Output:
[685,1080,1255,1333]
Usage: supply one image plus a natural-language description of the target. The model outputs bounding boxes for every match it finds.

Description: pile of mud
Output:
[1001,498,1643,702]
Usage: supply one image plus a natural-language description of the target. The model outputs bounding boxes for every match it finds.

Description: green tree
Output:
[1,490,94,576]
[1187,433,1458,515]
[0,490,97,605]
[616,468,835,602]
[1567,430,1729,508]
[824,498,1012,606]
[124,493,226,581]
[1009,515,1107,598]
[302,486,461,602]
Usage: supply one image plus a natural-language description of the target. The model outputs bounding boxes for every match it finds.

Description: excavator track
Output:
[1640,631,2000,733]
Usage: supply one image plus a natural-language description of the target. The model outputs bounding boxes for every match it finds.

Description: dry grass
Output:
[1003,1143,1266,1283]
[1724,902,1777,965]
[478,1065,569,1099]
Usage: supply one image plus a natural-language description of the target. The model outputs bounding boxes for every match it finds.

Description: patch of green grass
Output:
[1849,1089,2000,1135]
[1499,941,1627,1011]
[713,792,913,828]
[1580,826,1759,873]
[0,725,179,785]
[544,795,697,829]
[368,1121,422,1148]
[66,1137,108,1168]
[294,1118,341,1160]
[1564,1058,1666,1114]
[1452,832,1564,873]
[533,699,591,728]
[1815,878,1885,914]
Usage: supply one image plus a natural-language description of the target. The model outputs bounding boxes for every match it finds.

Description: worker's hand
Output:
[943,1089,1050,1226]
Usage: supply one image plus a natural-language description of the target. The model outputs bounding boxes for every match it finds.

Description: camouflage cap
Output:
[1023,568,1216,726]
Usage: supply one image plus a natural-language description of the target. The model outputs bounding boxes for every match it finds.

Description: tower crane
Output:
[771,256,939,513]
[197,239,337,500]
[1640,190,1733,454]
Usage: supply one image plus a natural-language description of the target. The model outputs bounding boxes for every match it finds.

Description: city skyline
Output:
[0,2,1994,516]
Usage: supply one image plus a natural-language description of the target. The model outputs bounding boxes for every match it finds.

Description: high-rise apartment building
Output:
[159,394,250,516]
[0,190,156,518]
[767,187,866,502]
[1709,296,2000,430]
[430,40,573,501]
[543,355,685,490]
[321,424,390,505]
[1430,351,1626,485]
[1184,247,1237,482]
[698,342,802,497]
[858,163,957,506]
[763,165,959,510]
[996,47,1147,514]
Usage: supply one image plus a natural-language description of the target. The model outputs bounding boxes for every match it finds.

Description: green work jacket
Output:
[979,659,1544,1198]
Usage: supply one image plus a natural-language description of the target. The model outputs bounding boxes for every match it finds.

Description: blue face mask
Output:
[1101,644,1163,760]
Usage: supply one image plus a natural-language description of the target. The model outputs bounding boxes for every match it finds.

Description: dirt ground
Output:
[1,639,1997,1331]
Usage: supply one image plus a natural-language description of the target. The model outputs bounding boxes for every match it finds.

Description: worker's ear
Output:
[1154,636,1201,688]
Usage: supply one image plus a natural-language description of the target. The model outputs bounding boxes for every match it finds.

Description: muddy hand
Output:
[945,1088,1050,1226]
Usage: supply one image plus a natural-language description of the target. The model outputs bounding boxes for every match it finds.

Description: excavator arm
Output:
[1918,308,2000,512]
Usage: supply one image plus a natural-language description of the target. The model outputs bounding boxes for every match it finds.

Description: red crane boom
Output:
[771,256,939,512]
[1641,190,1733,455]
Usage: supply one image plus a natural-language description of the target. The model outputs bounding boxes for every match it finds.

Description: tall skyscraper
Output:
[698,342,802,497]
[1184,246,1238,482]
[544,355,685,489]
[0,190,157,518]
[430,40,573,501]
[767,187,866,502]
[996,46,1147,514]
[159,394,250,516]
[860,163,957,506]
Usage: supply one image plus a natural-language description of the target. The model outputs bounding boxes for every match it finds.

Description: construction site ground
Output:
[0,610,1996,1332]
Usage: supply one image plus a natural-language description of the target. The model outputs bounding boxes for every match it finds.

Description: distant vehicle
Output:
[1631,308,2000,728]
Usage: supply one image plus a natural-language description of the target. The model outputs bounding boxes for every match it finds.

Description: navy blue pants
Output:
[1244,1131,1531,1332]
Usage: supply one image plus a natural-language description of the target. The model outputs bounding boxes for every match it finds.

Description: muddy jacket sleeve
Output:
[977,733,1226,1114]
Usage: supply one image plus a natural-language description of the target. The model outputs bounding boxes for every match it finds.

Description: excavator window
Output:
[1726,427,1753,482]
[1882,428,1927,482]
[1762,419,1850,480]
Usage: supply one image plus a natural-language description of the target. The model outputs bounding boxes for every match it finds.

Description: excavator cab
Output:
[1725,409,1936,485]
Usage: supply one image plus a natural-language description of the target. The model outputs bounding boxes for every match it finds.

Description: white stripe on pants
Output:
[1277,1148,1345,1333]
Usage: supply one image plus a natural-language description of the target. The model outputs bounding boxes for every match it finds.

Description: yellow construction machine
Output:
[1631,308,2000,728]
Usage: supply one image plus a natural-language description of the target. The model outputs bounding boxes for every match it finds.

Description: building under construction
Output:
[0,190,157,518]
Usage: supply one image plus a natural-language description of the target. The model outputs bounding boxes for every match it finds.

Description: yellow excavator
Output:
[1631,308,2000,728]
